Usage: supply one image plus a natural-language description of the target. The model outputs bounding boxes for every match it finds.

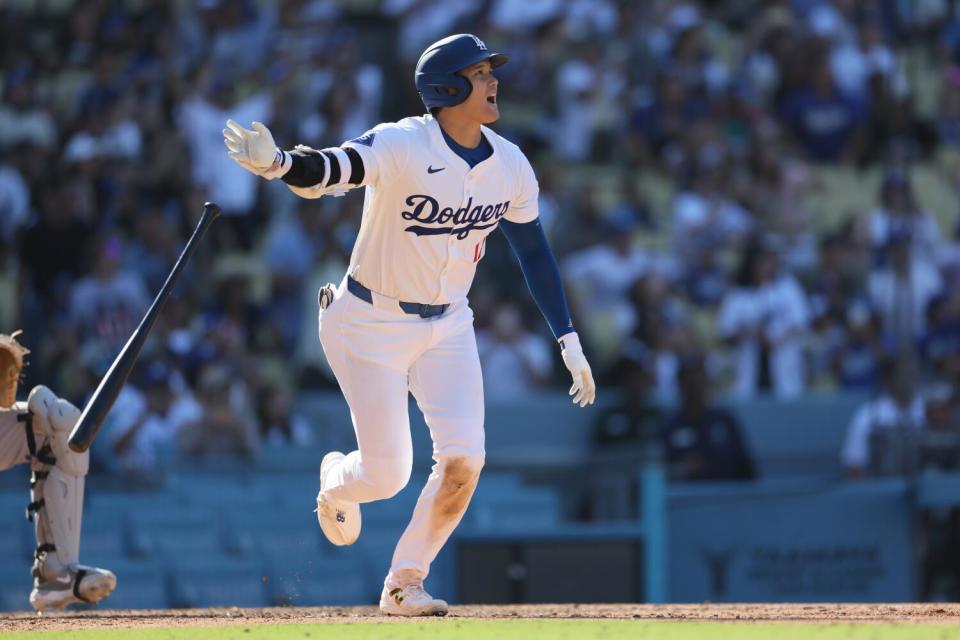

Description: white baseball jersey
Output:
[287,114,540,304]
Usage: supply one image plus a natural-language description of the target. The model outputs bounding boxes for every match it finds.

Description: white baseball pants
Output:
[318,278,485,587]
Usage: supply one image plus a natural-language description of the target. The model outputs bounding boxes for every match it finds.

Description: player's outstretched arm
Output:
[224,119,375,200]
[499,219,596,407]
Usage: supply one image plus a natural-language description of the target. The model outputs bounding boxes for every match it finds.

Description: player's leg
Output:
[314,288,423,544]
[381,306,485,615]
[21,386,116,611]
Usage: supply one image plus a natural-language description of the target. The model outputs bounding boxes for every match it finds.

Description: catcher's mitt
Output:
[0,330,29,408]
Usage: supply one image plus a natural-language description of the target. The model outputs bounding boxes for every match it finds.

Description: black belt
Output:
[347,276,449,319]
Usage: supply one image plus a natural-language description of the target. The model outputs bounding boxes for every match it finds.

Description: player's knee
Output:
[433,455,484,521]
[452,454,484,477]
[27,385,88,477]
[365,456,412,499]
[442,455,484,492]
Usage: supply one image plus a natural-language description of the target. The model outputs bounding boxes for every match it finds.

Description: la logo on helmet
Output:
[470,35,487,50]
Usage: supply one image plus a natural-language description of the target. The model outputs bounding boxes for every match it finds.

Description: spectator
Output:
[101,360,202,476]
[832,301,885,391]
[477,303,553,398]
[841,357,924,477]
[176,65,271,247]
[562,213,649,358]
[256,383,313,447]
[0,155,29,244]
[177,363,260,458]
[868,229,943,350]
[593,354,660,450]
[867,170,942,262]
[718,238,811,398]
[628,71,708,163]
[780,53,866,163]
[671,162,753,256]
[659,353,756,482]
[0,68,57,150]
[937,66,960,146]
[829,19,898,103]
[262,203,325,352]
[68,235,151,359]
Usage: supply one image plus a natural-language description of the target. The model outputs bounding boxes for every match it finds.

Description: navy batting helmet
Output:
[415,34,508,110]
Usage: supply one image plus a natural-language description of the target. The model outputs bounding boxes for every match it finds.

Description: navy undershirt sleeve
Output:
[499,218,574,339]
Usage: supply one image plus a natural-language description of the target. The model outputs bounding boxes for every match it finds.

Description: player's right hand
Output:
[559,332,596,408]
[223,119,282,174]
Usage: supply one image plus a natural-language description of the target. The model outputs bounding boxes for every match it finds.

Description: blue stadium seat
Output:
[0,563,30,612]
[0,514,31,564]
[128,509,227,559]
[467,487,562,530]
[352,527,402,600]
[731,395,865,478]
[79,519,128,560]
[228,507,323,558]
[99,559,170,610]
[265,552,369,606]
[165,472,274,509]
[171,559,268,608]
[86,491,185,514]
[0,583,30,612]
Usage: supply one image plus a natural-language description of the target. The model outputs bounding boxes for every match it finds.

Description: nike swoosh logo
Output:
[427,166,445,174]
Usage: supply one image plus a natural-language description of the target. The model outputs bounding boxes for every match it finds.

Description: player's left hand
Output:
[559,332,595,408]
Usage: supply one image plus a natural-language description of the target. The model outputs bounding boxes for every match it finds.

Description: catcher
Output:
[0,331,116,611]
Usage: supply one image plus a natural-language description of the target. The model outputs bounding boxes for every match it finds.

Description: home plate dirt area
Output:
[2,603,960,632]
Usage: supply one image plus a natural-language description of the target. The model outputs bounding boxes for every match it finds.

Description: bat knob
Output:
[67,438,88,454]
[203,202,222,218]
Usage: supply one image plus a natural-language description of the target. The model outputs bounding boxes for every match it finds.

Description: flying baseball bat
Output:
[67,202,221,453]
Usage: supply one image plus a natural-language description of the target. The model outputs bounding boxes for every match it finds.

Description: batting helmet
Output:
[415,34,508,110]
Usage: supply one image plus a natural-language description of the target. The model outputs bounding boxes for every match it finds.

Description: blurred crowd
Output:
[4,0,960,473]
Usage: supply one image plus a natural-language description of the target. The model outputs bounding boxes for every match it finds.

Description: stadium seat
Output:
[467,489,562,530]
[79,521,128,561]
[265,552,369,606]
[227,506,323,558]
[99,559,170,610]
[171,559,268,608]
[731,394,865,478]
[128,509,227,559]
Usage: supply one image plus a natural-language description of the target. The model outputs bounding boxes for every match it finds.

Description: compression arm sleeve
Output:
[281,145,366,189]
[499,218,574,340]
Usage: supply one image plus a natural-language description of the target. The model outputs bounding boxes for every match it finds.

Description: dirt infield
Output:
[2,604,960,633]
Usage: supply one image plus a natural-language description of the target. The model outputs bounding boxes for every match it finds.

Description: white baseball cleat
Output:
[30,565,117,612]
[379,584,449,617]
[316,451,361,546]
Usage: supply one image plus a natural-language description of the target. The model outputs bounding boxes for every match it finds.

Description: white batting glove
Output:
[222,119,290,179]
[559,332,596,408]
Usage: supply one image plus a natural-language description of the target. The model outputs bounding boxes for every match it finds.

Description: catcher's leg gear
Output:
[22,386,116,611]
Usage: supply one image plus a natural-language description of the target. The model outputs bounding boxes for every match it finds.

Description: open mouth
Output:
[486,94,497,104]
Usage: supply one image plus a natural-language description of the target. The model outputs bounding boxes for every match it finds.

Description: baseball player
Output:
[0,331,116,611]
[224,34,595,616]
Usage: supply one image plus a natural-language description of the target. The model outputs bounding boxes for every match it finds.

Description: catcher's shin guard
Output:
[22,386,116,610]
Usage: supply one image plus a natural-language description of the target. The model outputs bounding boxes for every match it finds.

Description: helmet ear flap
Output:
[416,72,473,108]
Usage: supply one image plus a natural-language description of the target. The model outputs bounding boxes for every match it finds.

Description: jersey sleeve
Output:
[281,123,407,199]
[504,154,540,224]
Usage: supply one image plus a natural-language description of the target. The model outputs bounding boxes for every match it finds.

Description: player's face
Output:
[456,61,499,124]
